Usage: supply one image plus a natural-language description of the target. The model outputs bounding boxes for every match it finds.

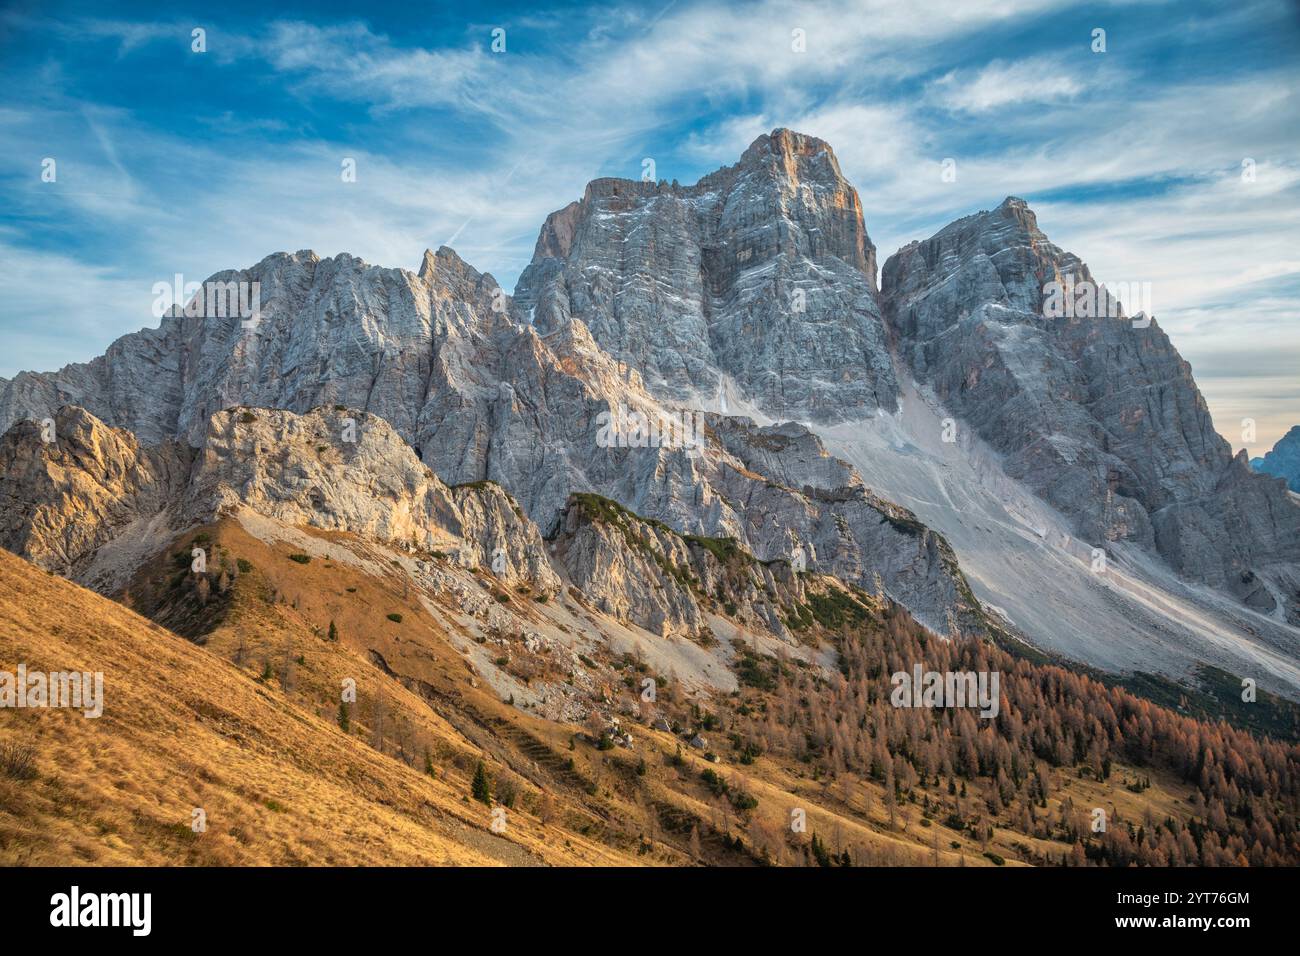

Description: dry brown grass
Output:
[1,519,1208,868]
[0,546,627,866]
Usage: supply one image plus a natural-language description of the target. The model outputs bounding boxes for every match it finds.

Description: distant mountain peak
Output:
[1251,424,1300,492]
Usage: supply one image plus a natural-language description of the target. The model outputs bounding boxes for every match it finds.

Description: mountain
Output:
[881,198,1300,619]
[1,128,1299,698]
[1253,425,1300,492]
[513,128,897,421]
[502,134,1300,686]
[0,249,974,633]
[5,125,1300,867]
[0,246,506,450]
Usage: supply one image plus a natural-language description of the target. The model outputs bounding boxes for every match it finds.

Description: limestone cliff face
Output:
[552,495,709,639]
[0,405,558,594]
[513,129,897,421]
[550,494,812,642]
[705,417,979,631]
[0,246,506,450]
[882,197,1300,614]
[187,406,558,591]
[0,407,192,575]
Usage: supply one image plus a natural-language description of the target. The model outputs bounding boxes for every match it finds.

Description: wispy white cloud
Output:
[929,55,1094,113]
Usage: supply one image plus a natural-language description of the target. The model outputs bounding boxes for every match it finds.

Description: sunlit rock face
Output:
[0,404,560,595]
[514,128,898,422]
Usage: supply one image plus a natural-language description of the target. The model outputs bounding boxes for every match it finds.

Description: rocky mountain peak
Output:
[1252,425,1300,492]
[736,127,844,177]
[417,247,440,279]
[882,199,1300,617]
[704,128,871,274]
[883,195,1088,335]
[419,244,502,305]
[513,128,895,421]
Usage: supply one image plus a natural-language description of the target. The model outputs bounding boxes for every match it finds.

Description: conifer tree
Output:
[471,760,492,805]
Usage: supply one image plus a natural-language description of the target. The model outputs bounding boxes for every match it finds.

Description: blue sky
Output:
[1,0,1298,451]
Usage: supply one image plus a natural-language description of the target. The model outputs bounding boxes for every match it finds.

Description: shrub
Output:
[736,741,763,765]
[239,412,257,424]
[328,620,338,642]
[236,558,253,574]
[497,772,519,809]
[736,651,778,691]
[983,851,1006,866]
[386,613,403,623]
[700,768,728,796]
[287,553,311,565]
[0,742,37,780]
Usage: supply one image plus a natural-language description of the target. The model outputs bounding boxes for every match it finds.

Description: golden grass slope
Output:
[0,546,629,865]
[0,516,1217,869]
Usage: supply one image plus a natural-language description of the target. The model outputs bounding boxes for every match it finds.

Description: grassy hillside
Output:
[0,545,622,865]
[4,515,1295,867]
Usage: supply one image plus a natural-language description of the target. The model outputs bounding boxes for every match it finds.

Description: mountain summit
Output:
[514,129,897,421]
[882,196,1300,615]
